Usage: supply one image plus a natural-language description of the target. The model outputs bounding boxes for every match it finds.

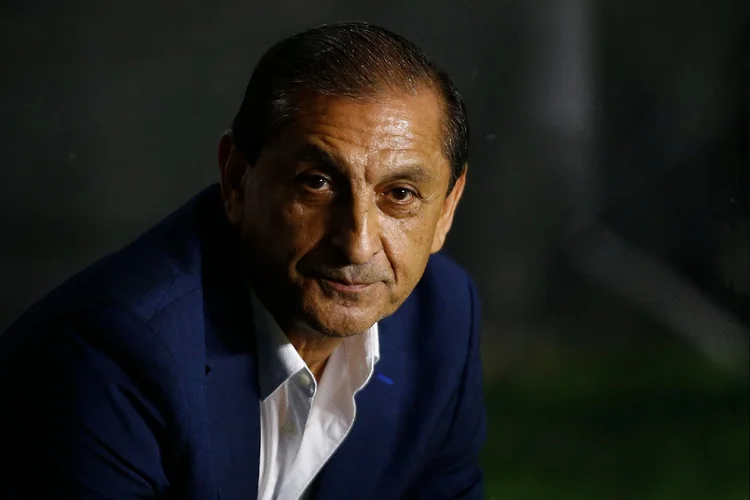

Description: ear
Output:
[431,164,467,253]
[217,130,247,226]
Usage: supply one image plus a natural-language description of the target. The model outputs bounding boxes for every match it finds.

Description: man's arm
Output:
[0,318,175,498]
[407,277,488,499]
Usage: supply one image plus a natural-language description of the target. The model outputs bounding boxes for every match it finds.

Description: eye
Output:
[299,174,330,191]
[387,187,417,203]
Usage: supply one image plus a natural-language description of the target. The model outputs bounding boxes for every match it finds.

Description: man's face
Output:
[219,89,466,337]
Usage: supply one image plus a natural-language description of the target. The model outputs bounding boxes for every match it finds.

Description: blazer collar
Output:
[194,185,256,370]
[195,185,261,500]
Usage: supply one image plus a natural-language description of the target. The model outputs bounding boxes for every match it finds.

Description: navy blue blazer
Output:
[0,185,486,499]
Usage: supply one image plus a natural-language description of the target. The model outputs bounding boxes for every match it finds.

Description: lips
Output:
[319,277,373,294]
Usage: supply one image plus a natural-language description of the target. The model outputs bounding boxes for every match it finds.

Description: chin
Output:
[300,299,382,338]
[291,280,379,335]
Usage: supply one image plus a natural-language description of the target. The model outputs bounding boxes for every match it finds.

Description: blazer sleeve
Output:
[0,316,178,499]
[406,277,488,499]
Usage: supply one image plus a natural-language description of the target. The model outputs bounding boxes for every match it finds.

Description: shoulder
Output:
[382,251,479,365]
[0,188,218,381]
[412,251,478,331]
[421,251,477,307]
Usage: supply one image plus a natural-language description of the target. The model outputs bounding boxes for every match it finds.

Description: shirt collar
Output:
[251,288,380,401]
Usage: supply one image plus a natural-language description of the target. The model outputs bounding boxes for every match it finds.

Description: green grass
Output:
[480,342,749,499]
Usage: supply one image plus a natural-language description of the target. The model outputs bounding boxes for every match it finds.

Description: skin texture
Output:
[218,88,466,379]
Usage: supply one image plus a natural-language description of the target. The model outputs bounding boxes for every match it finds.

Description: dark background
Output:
[1,1,748,498]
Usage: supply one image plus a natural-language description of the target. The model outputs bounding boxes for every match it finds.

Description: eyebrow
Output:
[295,143,438,184]
[380,163,437,185]
[297,143,342,169]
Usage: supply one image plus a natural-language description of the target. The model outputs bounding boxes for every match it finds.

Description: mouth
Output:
[318,278,374,295]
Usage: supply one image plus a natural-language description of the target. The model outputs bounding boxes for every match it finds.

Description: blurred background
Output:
[1,1,747,498]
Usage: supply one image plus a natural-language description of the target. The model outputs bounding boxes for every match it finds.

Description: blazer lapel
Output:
[202,261,262,500]
[312,316,407,500]
[198,187,261,500]
[206,349,261,500]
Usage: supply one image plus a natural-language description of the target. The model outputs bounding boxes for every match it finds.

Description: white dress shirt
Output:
[251,291,380,500]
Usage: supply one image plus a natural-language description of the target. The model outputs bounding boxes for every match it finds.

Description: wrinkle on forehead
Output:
[293,90,445,154]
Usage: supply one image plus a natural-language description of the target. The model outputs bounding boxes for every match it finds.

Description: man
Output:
[0,22,486,499]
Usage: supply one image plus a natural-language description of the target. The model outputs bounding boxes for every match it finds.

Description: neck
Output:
[286,330,343,381]
[246,277,342,381]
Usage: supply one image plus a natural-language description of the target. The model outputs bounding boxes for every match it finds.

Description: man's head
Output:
[219,21,469,337]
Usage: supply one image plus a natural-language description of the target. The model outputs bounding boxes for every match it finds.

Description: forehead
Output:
[281,90,447,162]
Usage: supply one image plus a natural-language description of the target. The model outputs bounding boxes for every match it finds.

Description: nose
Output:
[330,193,382,265]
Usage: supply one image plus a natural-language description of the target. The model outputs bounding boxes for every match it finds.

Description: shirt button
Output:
[299,371,311,386]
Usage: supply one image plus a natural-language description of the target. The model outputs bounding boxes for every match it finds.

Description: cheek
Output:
[279,203,330,253]
[380,215,436,282]
[243,188,326,255]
